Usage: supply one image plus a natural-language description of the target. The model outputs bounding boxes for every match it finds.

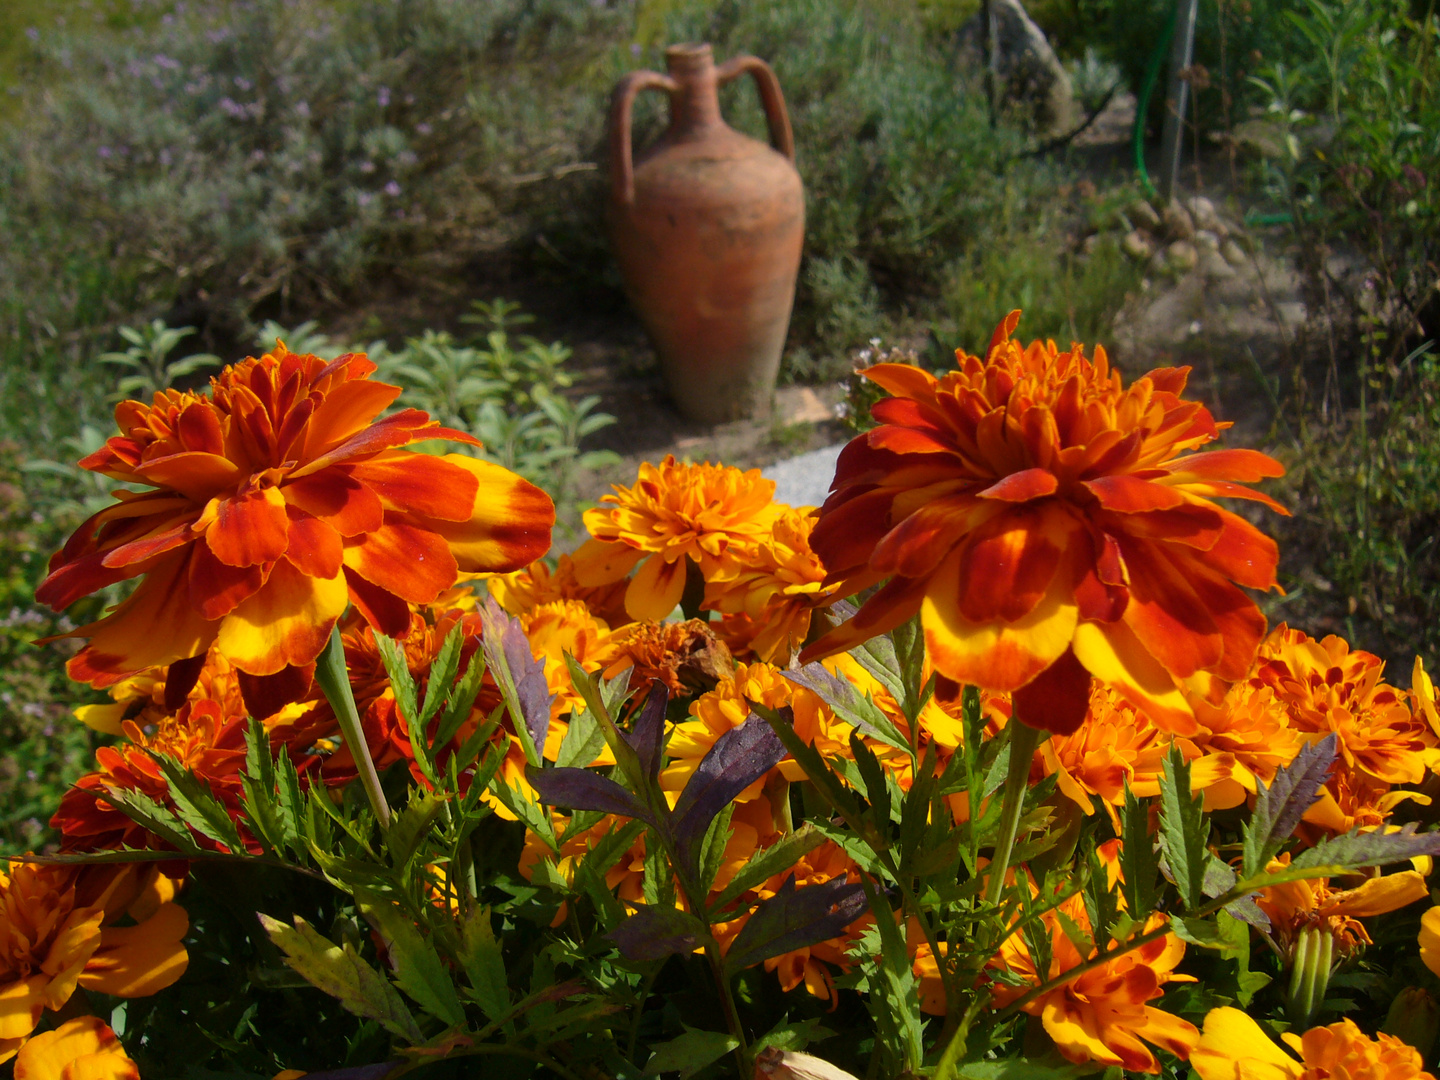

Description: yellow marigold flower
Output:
[987,891,1199,1074]
[805,310,1285,737]
[36,345,553,717]
[703,505,833,664]
[1420,905,1440,979]
[1252,627,1440,787]
[13,1017,138,1080]
[1255,855,1428,962]
[1192,1007,1437,1080]
[1414,656,1439,744]
[520,599,617,717]
[572,456,783,621]
[0,863,187,1062]
[487,554,630,627]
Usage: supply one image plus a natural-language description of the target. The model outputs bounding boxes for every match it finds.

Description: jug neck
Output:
[664,43,723,136]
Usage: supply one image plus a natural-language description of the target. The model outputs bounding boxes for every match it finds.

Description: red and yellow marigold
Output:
[0,862,187,1062]
[572,456,783,621]
[37,345,553,716]
[1191,1007,1436,1080]
[804,311,1285,736]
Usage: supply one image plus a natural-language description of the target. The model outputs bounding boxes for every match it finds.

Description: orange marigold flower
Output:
[804,311,1285,736]
[0,863,187,1061]
[37,345,553,716]
[52,697,252,852]
[1255,855,1428,962]
[703,505,833,664]
[13,1017,138,1080]
[987,891,1199,1073]
[605,619,736,697]
[1040,682,1245,825]
[572,456,783,621]
[1192,1007,1436,1080]
[1187,678,1306,809]
[487,554,630,627]
[1250,627,1440,787]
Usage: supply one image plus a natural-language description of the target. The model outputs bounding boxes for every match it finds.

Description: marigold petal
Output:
[98,513,201,569]
[131,450,242,501]
[0,975,48,1041]
[870,495,990,580]
[188,539,269,620]
[1163,448,1285,484]
[1133,1005,1200,1060]
[294,377,402,461]
[343,566,412,638]
[861,362,939,399]
[977,467,1059,502]
[206,485,290,567]
[1012,648,1091,735]
[343,520,458,605]
[800,574,929,663]
[1421,906,1440,978]
[79,902,189,997]
[625,554,688,621]
[216,557,347,675]
[285,508,344,580]
[407,456,554,573]
[1191,1008,1301,1080]
[1195,509,1280,591]
[570,538,646,586]
[1328,870,1428,918]
[13,1017,139,1080]
[1041,996,1127,1069]
[1114,538,1223,678]
[281,469,384,537]
[348,452,480,521]
[1071,620,1196,735]
[922,547,1078,691]
[65,551,219,684]
[957,504,1073,623]
[1084,474,1187,513]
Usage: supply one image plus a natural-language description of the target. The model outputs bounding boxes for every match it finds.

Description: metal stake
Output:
[1159,0,1200,202]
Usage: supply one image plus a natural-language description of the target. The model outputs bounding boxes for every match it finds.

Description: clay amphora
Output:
[608,44,804,424]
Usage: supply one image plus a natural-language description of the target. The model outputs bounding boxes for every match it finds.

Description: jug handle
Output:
[716,55,795,162]
[609,69,679,205]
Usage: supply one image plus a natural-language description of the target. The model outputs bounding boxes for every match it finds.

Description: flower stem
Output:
[314,625,391,829]
[983,720,1043,907]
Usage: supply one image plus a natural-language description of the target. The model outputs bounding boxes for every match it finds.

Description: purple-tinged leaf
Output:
[723,876,868,973]
[1200,856,1271,931]
[671,716,786,868]
[526,765,654,825]
[607,904,709,961]
[1291,821,1440,873]
[627,682,669,782]
[481,599,554,767]
[1241,734,1336,877]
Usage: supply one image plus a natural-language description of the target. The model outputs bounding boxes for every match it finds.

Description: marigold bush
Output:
[7,316,1440,1079]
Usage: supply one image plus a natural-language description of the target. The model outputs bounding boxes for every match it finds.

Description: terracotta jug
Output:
[608,44,804,424]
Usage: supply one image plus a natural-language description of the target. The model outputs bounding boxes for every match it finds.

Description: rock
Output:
[1165,240,1199,272]
[1198,251,1236,280]
[1082,233,1101,255]
[1220,238,1248,268]
[1194,229,1221,255]
[1162,200,1195,241]
[1185,195,1223,234]
[957,0,1077,137]
[1129,199,1162,233]
[1122,229,1155,261]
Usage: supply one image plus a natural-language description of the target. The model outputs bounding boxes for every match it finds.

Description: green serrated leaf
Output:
[356,892,467,1028]
[644,1027,739,1078]
[1158,746,1208,911]
[459,904,509,1022]
[150,755,245,853]
[434,651,486,751]
[420,623,465,727]
[1119,783,1159,917]
[696,801,736,901]
[556,706,607,769]
[387,788,447,872]
[258,913,425,1043]
[376,634,438,785]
